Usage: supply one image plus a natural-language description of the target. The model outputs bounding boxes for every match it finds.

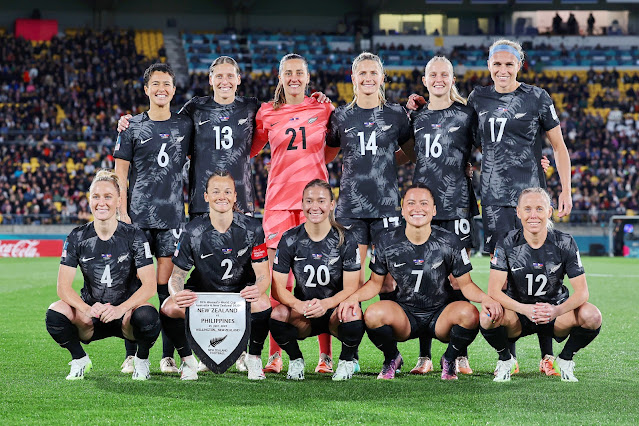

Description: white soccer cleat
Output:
[197,360,210,372]
[286,358,305,381]
[246,354,266,380]
[236,351,248,372]
[67,355,92,380]
[120,355,134,374]
[554,357,578,382]
[493,356,517,382]
[132,356,151,381]
[160,357,179,374]
[179,356,199,381]
[332,360,355,381]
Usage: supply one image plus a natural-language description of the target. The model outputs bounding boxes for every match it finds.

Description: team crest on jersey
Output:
[431,124,441,129]
[238,118,248,125]
[308,116,318,124]
[312,253,323,260]
[497,107,508,113]
[364,121,375,127]
[413,259,424,266]
[102,253,112,260]
[219,116,230,121]
[222,248,233,255]
[118,254,129,263]
[533,262,544,269]
[159,133,170,139]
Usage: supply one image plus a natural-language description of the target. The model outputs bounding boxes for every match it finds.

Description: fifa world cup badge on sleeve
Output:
[185,292,250,373]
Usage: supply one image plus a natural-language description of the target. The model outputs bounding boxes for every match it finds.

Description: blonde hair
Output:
[518,187,554,230]
[273,53,309,110]
[209,56,241,76]
[303,179,346,247]
[349,52,387,108]
[89,169,120,196]
[424,56,466,105]
[489,39,525,66]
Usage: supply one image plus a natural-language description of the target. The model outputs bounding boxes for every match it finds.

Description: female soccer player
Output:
[45,170,161,380]
[114,63,191,374]
[480,187,601,382]
[269,180,364,381]
[338,183,502,380]
[251,53,335,374]
[160,171,271,380]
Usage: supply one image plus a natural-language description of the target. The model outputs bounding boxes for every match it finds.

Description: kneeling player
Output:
[160,171,271,380]
[480,187,601,382]
[45,170,161,380]
[338,183,502,380]
[269,180,364,381]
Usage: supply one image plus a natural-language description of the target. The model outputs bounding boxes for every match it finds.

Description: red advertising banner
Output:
[15,19,58,41]
[0,240,63,257]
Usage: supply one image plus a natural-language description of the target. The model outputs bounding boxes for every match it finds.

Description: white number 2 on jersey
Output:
[214,126,233,149]
[358,131,378,155]
[488,117,507,143]
[221,258,233,280]
[101,265,113,288]
[526,273,548,296]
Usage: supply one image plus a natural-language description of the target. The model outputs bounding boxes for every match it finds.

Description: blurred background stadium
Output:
[1,0,638,258]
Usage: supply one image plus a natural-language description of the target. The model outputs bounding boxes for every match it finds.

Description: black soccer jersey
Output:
[328,103,412,218]
[114,112,192,229]
[411,102,476,220]
[273,225,361,301]
[491,228,584,305]
[180,96,258,215]
[370,226,472,310]
[61,221,154,306]
[172,212,267,292]
[467,83,560,207]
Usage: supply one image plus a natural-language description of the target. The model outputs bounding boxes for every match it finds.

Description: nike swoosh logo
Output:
[479,111,488,116]
[198,120,210,125]
[270,121,280,127]
[237,246,249,256]
[550,263,562,274]
[393,262,405,268]
[345,127,356,133]
[381,124,392,131]
[200,253,215,259]
[515,113,527,119]
[511,267,524,272]
[460,235,470,241]
[328,257,339,265]
[81,257,94,262]
[238,118,248,125]
[414,127,424,133]
[432,260,443,269]
[140,138,152,144]
[294,256,307,261]
[176,136,185,142]
[449,126,460,132]
[343,225,353,230]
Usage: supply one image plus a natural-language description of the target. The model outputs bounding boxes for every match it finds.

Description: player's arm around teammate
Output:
[46,170,161,381]
[159,172,272,380]
[480,188,601,382]
[269,180,365,381]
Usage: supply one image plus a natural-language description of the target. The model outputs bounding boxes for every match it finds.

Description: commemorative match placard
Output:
[185,292,250,374]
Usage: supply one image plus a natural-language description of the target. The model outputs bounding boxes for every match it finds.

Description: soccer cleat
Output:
[263,352,283,374]
[246,355,265,380]
[441,357,458,380]
[179,356,198,381]
[132,356,151,381]
[554,357,578,382]
[332,360,355,381]
[120,355,134,374]
[160,357,179,374]
[197,361,210,372]
[493,356,517,382]
[539,355,560,376]
[315,353,333,373]
[236,351,248,372]
[456,356,473,375]
[67,356,92,380]
[377,353,403,380]
[410,357,433,375]
[286,358,305,380]
[494,358,519,375]
[353,359,361,374]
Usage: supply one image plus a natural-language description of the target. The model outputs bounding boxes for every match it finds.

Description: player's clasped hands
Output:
[299,298,327,318]
[336,298,359,322]
[239,284,260,303]
[528,302,557,324]
[172,289,199,309]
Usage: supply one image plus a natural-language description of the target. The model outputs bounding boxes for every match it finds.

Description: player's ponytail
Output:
[90,169,120,196]
[273,53,309,110]
[303,179,346,247]
[424,56,467,105]
[518,187,554,230]
[349,52,387,109]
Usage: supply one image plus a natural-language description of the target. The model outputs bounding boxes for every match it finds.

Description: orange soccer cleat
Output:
[539,355,560,376]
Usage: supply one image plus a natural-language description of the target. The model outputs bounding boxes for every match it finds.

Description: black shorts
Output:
[81,317,125,344]
[141,227,184,258]
[513,313,567,342]
[337,216,403,246]
[482,205,521,254]
[448,289,469,303]
[432,218,476,250]
[302,308,335,338]
[397,302,446,339]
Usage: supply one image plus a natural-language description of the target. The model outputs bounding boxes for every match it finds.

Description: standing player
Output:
[270,180,364,381]
[468,39,573,374]
[480,188,601,382]
[45,170,161,380]
[114,63,191,374]
[159,171,271,380]
[338,183,502,380]
[251,53,335,374]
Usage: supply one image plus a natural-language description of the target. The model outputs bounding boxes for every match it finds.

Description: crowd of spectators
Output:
[1,31,637,225]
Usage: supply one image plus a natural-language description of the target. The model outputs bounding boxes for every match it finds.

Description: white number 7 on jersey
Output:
[411,270,423,293]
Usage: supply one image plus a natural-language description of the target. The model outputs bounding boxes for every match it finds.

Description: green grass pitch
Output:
[1,256,637,424]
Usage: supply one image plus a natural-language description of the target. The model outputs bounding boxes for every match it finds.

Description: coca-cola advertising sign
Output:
[0,240,63,258]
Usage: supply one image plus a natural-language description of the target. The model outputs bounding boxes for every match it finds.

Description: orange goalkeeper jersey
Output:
[252,97,334,210]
